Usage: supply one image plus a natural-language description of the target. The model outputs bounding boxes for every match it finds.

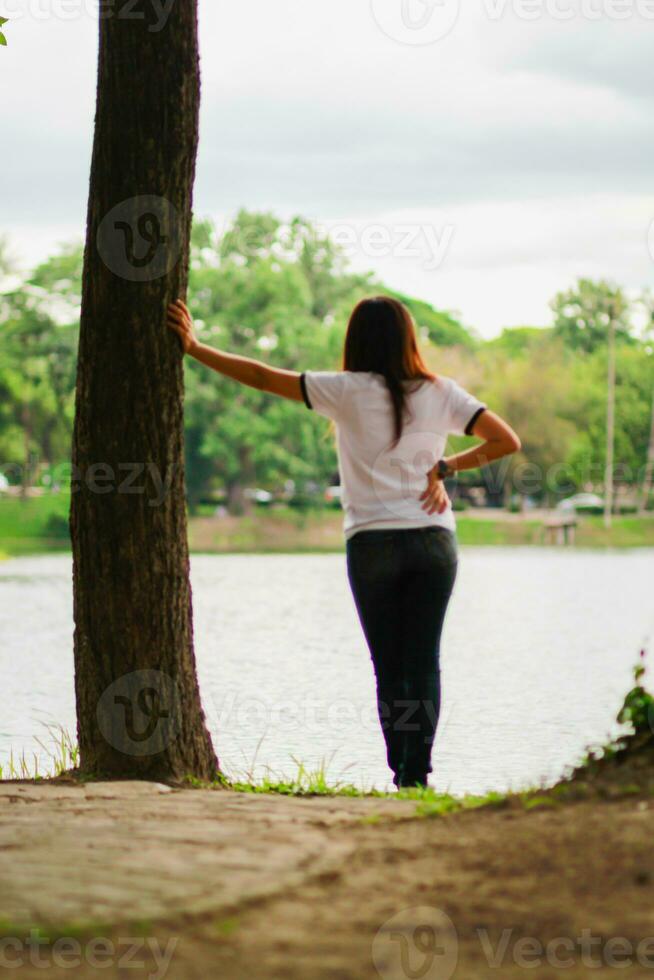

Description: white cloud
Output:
[3,0,653,336]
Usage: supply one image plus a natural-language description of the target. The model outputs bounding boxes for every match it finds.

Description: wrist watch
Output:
[436,459,453,480]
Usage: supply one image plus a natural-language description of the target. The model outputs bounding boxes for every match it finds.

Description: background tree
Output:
[69,1,217,780]
[3,224,653,520]
[551,279,631,353]
[552,279,633,525]
[1,248,79,494]
[185,214,368,511]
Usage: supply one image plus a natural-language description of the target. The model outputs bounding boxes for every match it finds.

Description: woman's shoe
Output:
[396,774,429,789]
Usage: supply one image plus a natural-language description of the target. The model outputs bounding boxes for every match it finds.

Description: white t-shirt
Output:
[300,371,486,539]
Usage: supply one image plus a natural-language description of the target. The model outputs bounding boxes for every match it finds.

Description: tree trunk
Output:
[226,447,255,515]
[70,0,218,780]
[21,404,31,499]
[603,316,616,529]
[638,388,654,514]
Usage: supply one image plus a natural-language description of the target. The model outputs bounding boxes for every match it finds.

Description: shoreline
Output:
[3,494,654,559]
[1,510,653,559]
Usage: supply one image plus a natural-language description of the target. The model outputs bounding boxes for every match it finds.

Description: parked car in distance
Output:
[324,486,342,508]
[243,488,273,506]
[556,493,604,513]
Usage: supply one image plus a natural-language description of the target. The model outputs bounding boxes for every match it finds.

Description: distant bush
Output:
[44,513,70,539]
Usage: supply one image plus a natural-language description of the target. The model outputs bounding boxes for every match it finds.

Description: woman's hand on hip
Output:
[420,470,451,515]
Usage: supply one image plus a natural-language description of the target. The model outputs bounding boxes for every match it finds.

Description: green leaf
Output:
[0,32,7,45]
[0,17,8,25]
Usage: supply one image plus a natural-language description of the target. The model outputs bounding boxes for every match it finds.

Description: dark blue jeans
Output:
[346,527,458,788]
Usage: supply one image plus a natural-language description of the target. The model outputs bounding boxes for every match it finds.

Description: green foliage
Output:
[1,217,652,518]
[617,651,654,736]
[0,493,71,541]
[388,290,478,348]
[551,278,632,353]
[0,244,81,479]
[184,214,356,507]
[485,325,551,357]
[0,16,8,46]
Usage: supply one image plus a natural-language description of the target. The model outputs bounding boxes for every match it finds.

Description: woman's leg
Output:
[397,529,458,787]
[346,532,406,782]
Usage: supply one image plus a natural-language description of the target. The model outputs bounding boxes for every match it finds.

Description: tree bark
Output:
[603,315,616,529]
[70,0,218,780]
[638,389,654,514]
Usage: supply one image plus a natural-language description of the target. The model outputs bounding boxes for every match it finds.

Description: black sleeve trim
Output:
[464,406,486,436]
[299,372,313,410]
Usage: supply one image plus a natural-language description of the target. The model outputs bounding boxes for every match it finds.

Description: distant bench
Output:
[542,513,577,546]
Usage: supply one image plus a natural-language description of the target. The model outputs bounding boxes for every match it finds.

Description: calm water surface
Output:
[1,549,653,794]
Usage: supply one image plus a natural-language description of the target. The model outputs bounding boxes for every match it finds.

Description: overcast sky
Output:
[3,0,654,336]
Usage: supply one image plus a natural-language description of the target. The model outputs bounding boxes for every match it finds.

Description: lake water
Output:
[1,549,653,794]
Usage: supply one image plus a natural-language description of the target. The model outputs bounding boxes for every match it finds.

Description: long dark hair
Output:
[343,296,435,445]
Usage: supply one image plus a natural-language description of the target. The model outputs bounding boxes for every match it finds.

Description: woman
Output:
[168,295,520,789]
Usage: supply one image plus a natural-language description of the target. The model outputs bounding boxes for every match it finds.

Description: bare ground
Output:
[1,781,654,979]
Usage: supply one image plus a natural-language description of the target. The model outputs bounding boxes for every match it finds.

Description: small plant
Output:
[616,649,654,737]
[567,649,654,788]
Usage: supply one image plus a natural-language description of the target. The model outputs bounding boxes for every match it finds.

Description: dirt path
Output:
[1,782,653,978]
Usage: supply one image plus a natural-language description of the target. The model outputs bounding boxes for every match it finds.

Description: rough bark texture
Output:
[70,0,218,780]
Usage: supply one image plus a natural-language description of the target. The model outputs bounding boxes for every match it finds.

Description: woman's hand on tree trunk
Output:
[167,300,199,356]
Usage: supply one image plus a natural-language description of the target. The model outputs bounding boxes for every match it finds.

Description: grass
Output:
[186,760,520,817]
[574,515,654,548]
[455,516,543,546]
[188,758,381,798]
[0,917,158,943]
[0,493,71,557]
[2,738,510,816]
[0,725,78,780]
[2,494,653,556]
[5,736,653,822]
